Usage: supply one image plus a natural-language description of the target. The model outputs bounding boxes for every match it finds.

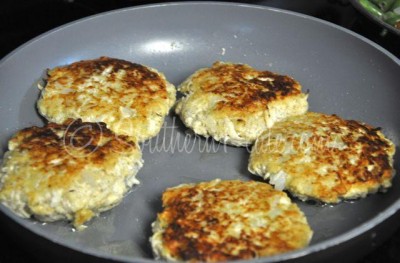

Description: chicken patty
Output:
[248,112,396,203]
[150,179,312,262]
[175,61,308,146]
[37,56,176,142]
[0,119,143,229]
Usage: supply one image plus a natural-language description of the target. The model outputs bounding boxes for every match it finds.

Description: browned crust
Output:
[188,62,302,113]
[312,116,393,196]
[158,180,311,262]
[251,112,396,202]
[45,56,168,117]
[9,119,138,188]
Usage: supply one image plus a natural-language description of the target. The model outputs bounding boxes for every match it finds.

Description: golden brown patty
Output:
[248,112,396,203]
[150,179,312,262]
[0,119,143,230]
[37,57,176,142]
[175,61,308,146]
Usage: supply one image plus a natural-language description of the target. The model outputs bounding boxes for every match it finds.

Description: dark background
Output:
[0,0,399,262]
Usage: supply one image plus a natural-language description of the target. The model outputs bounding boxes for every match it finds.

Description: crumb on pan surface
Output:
[0,119,143,230]
[150,179,312,262]
[248,112,396,203]
[37,56,176,142]
[175,61,308,146]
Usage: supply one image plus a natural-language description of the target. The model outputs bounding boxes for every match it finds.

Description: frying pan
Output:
[0,2,399,263]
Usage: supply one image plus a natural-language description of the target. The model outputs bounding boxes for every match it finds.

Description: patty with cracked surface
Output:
[248,112,396,203]
[150,179,312,262]
[37,56,175,142]
[175,61,308,146]
[0,119,143,230]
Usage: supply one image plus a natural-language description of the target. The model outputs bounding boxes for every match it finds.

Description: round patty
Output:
[37,57,176,142]
[0,119,143,230]
[150,179,312,262]
[248,112,396,203]
[175,61,308,146]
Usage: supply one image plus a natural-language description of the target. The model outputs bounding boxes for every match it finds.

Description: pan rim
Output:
[0,1,399,262]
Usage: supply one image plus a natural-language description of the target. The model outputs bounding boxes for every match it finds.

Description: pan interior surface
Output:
[0,2,399,262]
